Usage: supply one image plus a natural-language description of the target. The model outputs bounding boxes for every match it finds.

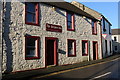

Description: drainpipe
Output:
[99,18,103,59]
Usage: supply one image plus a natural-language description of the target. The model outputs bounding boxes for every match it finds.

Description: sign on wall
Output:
[102,34,108,39]
[46,23,62,32]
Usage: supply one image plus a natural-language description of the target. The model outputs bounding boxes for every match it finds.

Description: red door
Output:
[45,37,58,67]
[93,41,98,60]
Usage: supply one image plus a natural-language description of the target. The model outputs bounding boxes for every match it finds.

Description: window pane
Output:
[114,37,117,41]
[26,13,36,23]
[67,13,72,22]
[26,37,37,57]
[27,38,36,46]
[115,46,117,50]
[68,40,74,55]
[68,22,72,29]
[82,41,87,54]
[82,42,85,54]
[92,21,94,28]
[26,3,35,12]
[25,36,40,59]
[27,48,36,57]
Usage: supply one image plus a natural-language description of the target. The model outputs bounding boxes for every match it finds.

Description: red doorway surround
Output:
[93,41,98,60]
[45,37,58,67]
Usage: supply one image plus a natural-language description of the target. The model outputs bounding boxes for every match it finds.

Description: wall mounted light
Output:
[83,16,86,19]
[52,6,56,11]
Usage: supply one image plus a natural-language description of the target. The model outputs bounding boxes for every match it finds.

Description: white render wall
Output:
[112,35,120,54]
[101,18,113,58]
[2,2,102,73]
[102,35,113,58]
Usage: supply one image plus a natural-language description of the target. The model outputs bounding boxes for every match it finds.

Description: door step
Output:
[47,65,56,68]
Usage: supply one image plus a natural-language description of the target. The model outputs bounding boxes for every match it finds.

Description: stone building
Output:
[112,29,120,54]
[2,2,103,73]
[71,1,113,58]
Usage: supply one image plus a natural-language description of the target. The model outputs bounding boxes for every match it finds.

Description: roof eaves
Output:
[101,15,112,26]
[42,2,98,21]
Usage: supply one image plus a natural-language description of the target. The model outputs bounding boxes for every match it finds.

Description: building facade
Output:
[112,29,120,54]
[101,16,113,58]
[71,1,113,58]
[2,2,103,73]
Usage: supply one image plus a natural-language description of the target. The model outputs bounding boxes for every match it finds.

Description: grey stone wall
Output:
[2,2,102,73]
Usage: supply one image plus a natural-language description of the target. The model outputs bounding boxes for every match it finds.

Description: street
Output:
[32,58,120,80]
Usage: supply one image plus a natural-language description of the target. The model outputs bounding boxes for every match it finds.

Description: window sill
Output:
[68,54,76,57]
[25,22,40,26]
[82,54,88,56]
[67,29,75,31]
[25,57,40,60]
[92,33,97,35]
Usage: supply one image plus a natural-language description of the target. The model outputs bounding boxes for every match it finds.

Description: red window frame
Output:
[25,36,40,60]
[82,40,88,56]
[66,12,75,31]
[67,39,76,57]
[25,2,39,26]
[92,20,97,35]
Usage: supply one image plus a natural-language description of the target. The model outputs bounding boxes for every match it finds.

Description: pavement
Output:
[2,54,120,80]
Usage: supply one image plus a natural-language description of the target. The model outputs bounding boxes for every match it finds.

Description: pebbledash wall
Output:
[2,2,102,73]
[71,1,113,58]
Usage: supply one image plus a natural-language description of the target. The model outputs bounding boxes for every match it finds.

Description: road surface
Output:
[32,58,120,80]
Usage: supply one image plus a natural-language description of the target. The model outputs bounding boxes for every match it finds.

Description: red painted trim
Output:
[45,37,58,67]
[82,40,88,56]
[46,23,62,32]
[93,41,98,60]
[72,14,75,30]
[92,20,97,35]
[66,12,75,31]
[25,36,40,60]
[98,17,102,20]
[36,3,39,25]
[94,22,97,35]
[25,2,40,26]
[67,39,76,57]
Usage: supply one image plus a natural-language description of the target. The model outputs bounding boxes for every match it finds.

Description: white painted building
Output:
[101,16,113,58]
[112,29,120,54]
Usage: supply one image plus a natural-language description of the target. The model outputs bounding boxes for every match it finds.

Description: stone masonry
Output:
[2,2,102,73]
